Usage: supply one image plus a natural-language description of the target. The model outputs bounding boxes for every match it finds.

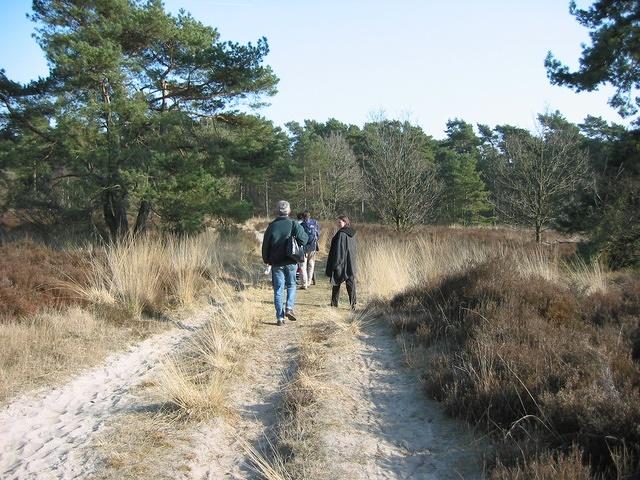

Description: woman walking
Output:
[326,215,357,310]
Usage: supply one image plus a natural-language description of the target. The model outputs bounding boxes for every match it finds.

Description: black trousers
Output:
[331,278,356,309]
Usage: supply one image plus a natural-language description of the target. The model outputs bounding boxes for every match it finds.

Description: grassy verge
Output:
[156,289,257,419]
[362,230,640,478]
[90,291,257,479]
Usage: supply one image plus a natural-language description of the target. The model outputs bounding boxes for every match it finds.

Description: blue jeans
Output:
[271,264,297,319]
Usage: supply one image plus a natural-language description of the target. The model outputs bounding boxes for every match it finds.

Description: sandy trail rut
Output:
[321,319,485,479]
[188,274,485,479]
[0,308,212,480]
[188,288,311,479]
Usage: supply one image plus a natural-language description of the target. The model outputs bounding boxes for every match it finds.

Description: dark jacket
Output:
[262,216,309,267]
[325,227,357,285]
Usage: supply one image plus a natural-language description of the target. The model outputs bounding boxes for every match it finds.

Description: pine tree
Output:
[0,0,279,237]
[436,120,491,224]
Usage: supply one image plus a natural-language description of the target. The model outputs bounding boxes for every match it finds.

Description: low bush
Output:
[390,258,640,478]
[0,240,91,318]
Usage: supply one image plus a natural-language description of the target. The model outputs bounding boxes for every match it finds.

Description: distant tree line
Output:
[0,0,638,268]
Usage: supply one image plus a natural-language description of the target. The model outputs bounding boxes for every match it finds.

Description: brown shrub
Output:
[491,445,592,480]
[0,240,92,318]
[390,257,640,478]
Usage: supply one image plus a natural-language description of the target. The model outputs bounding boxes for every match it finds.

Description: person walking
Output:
[326,215,357,310]
[262,200,309,326]
[300,211,320,289]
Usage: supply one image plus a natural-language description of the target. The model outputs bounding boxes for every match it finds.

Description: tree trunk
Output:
[103,190,129,239]
[133,200,152,236]
[303,166,307,210]
[318,170,324,209]
[535,221,542,243]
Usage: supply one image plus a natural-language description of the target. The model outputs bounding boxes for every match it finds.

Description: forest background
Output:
[0,0,638,269]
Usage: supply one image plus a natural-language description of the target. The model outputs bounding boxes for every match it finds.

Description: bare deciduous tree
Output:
[495,123,589,242]
[320,132,364,216]
[364,120,441,231]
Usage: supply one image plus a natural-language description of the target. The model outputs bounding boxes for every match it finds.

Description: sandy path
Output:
[186,241,485,479]
[0,308,213,480]
[188,287,309,479]
[1,220,486,479]
[320,319,486,479]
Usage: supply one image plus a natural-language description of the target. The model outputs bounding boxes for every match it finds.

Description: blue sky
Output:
[0,0,624,139]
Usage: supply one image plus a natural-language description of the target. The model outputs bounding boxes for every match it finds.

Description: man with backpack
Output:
[262,200,308,326]
[300,211,320,290]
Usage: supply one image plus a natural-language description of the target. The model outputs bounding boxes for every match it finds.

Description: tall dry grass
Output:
[358,235,568,300]
[156,289,256,418]
[66,232,226,318]
[1,228,257,405]
[567,256,609,295]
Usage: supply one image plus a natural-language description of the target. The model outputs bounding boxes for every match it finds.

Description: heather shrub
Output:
[389,257,640,477]
[0,240,91,318]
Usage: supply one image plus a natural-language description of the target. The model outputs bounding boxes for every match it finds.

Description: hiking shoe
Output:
[300,285,307,290]
[276,318,285,326]
[285,309,297,321]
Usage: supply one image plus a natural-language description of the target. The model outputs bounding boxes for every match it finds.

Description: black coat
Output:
[325,227,357,285]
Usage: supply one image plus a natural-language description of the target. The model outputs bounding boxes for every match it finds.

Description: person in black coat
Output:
[325,215,357,310]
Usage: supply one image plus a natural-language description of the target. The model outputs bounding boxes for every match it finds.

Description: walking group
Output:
[261,200,357,326]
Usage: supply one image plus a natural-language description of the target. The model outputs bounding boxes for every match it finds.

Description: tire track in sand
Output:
[0,308,213,480]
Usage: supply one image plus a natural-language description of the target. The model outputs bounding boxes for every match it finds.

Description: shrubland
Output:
[358,226,640,478]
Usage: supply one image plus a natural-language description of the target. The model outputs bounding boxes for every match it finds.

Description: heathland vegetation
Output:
[1,1,639,479]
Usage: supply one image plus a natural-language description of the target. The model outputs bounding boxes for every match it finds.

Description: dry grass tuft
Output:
[491,445,592,480]
[567,256,609,295]
[156,359,229,418]
[242,438,293,480]
[156,293,256,419]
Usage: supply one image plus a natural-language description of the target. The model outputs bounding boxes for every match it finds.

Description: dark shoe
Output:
[277,318,284,326]
[285,309,297,321]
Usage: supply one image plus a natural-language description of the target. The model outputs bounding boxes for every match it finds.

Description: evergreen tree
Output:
[435,120,491,224]
[0,0,278,237]
[546,0,640,123]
